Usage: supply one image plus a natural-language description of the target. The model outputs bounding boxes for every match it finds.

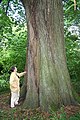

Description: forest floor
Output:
[0,92,80,120]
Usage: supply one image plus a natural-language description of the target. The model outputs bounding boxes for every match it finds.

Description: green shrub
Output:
[0,74,9,92]
[69,112,80,120]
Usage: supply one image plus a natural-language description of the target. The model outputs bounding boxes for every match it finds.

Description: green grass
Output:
[68,113,80,120]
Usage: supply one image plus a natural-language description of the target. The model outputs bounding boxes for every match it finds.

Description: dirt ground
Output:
[0,92,80,119]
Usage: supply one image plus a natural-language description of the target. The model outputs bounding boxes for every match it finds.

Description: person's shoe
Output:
[15,102,18,105]
[10,106,15,108]
[15,102,20,106]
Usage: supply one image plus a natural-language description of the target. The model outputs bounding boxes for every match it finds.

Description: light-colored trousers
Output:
[11,91,19,108]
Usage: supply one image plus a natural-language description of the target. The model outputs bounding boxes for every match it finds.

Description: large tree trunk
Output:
[21,0,76,111]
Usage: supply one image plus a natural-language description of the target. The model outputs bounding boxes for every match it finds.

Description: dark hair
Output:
[10,66,16,72]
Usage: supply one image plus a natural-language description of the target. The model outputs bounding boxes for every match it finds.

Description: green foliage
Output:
[0,77,9,92]
[7,24,27,72]
[69,112,80,120]
[65,31,80,92]
[72,89,80,103]
[64,0,80,26]
[49,107,67,120]
[0,22,27,91]
[0,6,27,91]
[63,0,80,93]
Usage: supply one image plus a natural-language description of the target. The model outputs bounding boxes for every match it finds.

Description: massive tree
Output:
[21,0,76,111]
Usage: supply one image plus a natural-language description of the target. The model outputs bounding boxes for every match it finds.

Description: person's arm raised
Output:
[17,71,26,77]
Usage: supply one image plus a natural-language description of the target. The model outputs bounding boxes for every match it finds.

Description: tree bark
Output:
[21,0,76,111]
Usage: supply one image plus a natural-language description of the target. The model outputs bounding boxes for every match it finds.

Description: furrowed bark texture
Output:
[21,0,75,111]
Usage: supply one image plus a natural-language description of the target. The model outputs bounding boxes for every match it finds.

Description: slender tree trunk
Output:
[21,0,76,111]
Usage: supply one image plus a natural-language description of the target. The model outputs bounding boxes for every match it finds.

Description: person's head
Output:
[10,66,17,73]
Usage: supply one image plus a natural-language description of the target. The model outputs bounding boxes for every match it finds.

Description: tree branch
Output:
[74,0,76,10]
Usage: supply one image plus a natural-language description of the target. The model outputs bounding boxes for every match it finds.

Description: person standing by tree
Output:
[10,66,26,108]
